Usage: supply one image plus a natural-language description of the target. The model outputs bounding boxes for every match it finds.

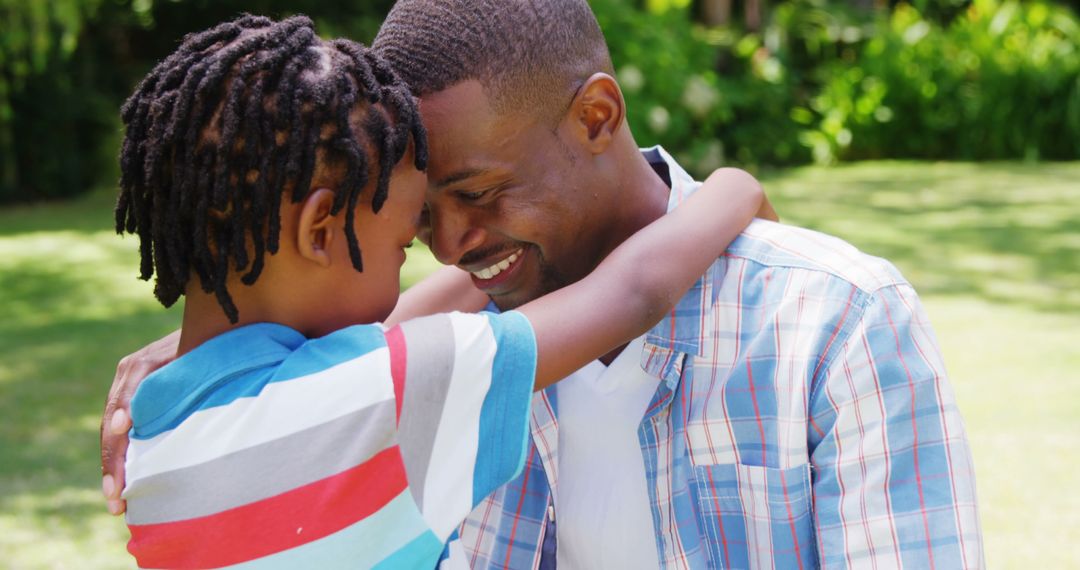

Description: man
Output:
[102,0,983,567]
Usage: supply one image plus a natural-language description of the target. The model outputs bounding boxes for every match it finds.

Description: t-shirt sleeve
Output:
[384,310,536,540]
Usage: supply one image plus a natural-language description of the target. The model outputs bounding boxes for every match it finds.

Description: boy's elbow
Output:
[711,168,764,203]
[627,274,680,330]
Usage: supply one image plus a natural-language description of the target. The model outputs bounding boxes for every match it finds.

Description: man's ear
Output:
[296,188,338,267]
[565,72,625,154]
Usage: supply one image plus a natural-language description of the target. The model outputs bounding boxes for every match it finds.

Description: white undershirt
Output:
[555,336,661,569]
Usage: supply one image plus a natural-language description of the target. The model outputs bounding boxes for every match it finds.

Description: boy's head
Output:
[117,15,427,326]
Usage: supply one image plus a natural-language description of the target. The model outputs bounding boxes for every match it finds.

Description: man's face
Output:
[418,80,616,310]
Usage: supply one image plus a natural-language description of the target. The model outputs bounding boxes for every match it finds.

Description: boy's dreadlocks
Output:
[116,14,427,323]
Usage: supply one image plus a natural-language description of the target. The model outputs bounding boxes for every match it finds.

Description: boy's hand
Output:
[100,329,180,515]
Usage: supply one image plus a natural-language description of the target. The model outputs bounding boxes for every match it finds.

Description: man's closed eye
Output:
[458,189,489,201]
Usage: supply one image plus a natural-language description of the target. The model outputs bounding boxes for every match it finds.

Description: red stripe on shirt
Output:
[386,325,407,424]
[808,286,858,439]
[502,452,534,570]
[128,446,407,569]
[776,467,806,570]
[881,295,936,570]
[705,468,732,568]
[897,291,969,569]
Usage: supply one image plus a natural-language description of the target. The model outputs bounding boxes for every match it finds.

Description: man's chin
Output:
[488,268,568,312]
[488,290,536,312]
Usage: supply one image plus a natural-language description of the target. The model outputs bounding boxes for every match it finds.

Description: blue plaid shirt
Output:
[440,148,983,569]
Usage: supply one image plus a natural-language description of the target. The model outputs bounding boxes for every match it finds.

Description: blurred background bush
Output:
[1,0,1077,204]
[600,0,1080,169]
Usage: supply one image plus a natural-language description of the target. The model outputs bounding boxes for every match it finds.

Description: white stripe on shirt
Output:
[421,312,497,539]
[125,348,394,482]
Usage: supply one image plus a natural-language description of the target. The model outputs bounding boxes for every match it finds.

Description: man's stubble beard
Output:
[489,255,572,312]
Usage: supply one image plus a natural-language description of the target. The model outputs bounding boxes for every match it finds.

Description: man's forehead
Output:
[418,80,541,185]
[432,167,496,190]
[417,81,491,132]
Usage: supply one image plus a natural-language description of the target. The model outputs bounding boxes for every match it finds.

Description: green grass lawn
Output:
[1,161,1076,568]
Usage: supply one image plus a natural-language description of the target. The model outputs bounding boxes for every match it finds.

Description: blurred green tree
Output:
[0,0,392,204]
[0,0,113,202]
[0,0,1077,203]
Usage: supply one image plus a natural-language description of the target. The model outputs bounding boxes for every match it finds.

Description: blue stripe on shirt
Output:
[131,323,386,439]
[472,310,537,505]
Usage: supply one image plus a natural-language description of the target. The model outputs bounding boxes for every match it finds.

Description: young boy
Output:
[115,15,771,568]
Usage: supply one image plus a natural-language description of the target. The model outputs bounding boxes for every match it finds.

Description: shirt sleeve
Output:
[385,310,537,541]
[808,284,984,568]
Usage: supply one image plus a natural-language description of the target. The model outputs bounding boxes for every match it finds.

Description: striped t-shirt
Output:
[122,311,536,569]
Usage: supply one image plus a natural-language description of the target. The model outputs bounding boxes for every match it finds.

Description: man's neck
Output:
[594,147,672,264]
[595,148,672,366]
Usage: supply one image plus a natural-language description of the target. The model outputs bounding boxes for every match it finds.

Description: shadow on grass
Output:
[761,161,1080,313]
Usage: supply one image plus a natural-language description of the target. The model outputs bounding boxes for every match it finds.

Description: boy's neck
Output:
[176,270,375,355]
[177,292,252,356]
[177,283,306,355]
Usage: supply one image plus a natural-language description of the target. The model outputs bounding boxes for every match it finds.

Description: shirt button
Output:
[547,505,555,522]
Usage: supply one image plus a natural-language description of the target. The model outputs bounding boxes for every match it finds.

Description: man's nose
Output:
[424,206,487,267]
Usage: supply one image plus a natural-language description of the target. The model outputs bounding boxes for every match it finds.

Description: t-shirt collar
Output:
[130,323,306,436]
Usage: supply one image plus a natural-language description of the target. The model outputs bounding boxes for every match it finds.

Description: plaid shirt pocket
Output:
[691,463,817,569]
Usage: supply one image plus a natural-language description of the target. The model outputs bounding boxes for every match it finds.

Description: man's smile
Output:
[464,245,530,291]
[469,248,523,280]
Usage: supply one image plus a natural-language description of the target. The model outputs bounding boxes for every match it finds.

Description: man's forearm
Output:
[386,265,489,326]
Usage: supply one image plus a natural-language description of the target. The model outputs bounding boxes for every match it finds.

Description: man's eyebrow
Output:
[434,168,492,190]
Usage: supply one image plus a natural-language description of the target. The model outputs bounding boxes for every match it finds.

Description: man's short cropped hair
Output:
[373,0,614,123]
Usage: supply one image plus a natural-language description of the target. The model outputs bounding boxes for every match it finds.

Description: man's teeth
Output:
[472,250,522,280]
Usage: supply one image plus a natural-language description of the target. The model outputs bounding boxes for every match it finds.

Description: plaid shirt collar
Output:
[640,146,723,390]
[527,145,705,499]
[526,147,724,496]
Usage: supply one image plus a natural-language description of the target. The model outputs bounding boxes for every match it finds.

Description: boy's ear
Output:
[564,72,625,154]
[296,188,338,267]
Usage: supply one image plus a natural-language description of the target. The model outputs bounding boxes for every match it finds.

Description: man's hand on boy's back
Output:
[100,329,181,515]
